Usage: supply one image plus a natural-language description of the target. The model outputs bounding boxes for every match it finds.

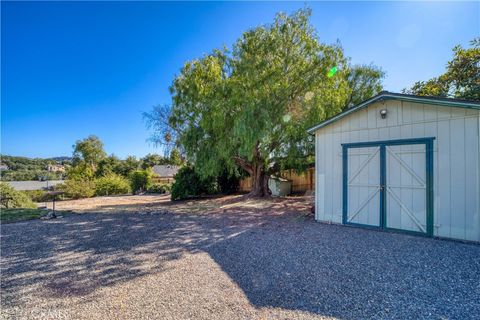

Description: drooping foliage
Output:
[404,38,479,101]
[146,8,384,196]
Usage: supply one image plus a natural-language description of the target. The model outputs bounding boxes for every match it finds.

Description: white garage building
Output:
[308,92,480,242]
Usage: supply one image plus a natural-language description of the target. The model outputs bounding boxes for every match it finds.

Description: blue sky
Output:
[1,1,478,159]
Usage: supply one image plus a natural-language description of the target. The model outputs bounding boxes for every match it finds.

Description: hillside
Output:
[0,155,70,181]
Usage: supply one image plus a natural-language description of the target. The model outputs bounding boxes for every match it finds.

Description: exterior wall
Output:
[315,100,480,242]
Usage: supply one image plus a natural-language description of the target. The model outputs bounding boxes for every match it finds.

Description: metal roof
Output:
[307,91,480,134]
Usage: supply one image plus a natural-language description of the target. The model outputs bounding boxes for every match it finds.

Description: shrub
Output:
[0,182,36,209]
[171,166,217,200]
[56,179,95,199]
[161,183,172,193]
[147,183,172,194]
[129,169,153,194]
[217,168,240,194]
[95,174,130,196]
[22,190,51,202]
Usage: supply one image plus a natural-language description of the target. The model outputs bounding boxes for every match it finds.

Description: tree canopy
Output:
[404,38,479,101]
[146,8,384,196]
[72,135,106,171]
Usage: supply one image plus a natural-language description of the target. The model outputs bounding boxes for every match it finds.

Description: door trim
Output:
[342,137,435,237]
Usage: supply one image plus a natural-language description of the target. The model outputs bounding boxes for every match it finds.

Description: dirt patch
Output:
[45,194,314,217]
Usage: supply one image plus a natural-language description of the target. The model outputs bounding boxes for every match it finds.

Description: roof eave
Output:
[307,93,480,134]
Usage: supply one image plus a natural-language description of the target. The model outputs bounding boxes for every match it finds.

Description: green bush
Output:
[129,169,153,194]
[147,183,171,194]
[0,182,36,209]
[171,166,217,200]
[161,183,172,193]
[22,190,51,202]
[95,174,130,196]
[217,168,240,194]
[56,179,95,199]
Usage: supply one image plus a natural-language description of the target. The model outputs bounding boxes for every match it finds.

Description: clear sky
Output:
[1,1,478,159]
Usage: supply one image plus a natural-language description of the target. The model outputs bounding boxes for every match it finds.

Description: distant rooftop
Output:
[152,165,179,177]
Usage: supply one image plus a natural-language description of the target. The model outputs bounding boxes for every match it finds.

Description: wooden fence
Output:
[152,176,175,184]
[239,167,315,194]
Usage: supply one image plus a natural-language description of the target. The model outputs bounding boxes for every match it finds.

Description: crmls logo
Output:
[10,308,70,320]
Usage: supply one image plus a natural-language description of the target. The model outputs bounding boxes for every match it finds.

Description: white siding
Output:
[314,100,480,242]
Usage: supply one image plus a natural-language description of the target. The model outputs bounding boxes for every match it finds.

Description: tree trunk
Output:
[234,152,271,198]
[248,164,271,198]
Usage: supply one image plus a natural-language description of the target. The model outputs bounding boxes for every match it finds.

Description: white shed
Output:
[268,176,292,197]
[308,92,480,242]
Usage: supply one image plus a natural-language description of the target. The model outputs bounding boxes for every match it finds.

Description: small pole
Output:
[52,195,57,218]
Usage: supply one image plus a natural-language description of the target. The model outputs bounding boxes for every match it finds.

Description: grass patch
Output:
[0,208,46,223]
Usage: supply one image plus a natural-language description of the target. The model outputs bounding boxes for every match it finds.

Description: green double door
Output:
[342,138,434,236]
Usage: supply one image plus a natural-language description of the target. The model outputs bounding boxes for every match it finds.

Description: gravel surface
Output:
[1,196,479,319]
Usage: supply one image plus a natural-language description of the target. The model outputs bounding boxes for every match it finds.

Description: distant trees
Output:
[96,155,122,177]
[129,169,153,194]
[94,174,131,196]
[53,135,182,198]
[2,134,183,199]
[0,155,67,181]
[345,64,385,109]
[72,135,107,171]
[1,135,182,185]
[140,149,184,169]
[140,154,164,170]
[404,38,479,101]
[65,135,182,181]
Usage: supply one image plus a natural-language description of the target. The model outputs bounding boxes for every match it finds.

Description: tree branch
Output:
[233,156,253,175]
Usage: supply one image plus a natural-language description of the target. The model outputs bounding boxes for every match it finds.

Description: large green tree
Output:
[72,135,106,171]
[146,9,384,197]
[404,38,479,101]
[96,154,122,177]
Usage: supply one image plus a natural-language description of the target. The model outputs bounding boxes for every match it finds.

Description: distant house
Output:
[46,164,65,172]
[152,165,179,184]
[0,164,9,171]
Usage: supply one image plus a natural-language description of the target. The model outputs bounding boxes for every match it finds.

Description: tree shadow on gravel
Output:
[0,197,310,311]
[206,222,480,319]
[1,196,479,319]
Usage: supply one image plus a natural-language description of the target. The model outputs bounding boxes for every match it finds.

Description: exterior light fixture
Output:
[380,109,387,119]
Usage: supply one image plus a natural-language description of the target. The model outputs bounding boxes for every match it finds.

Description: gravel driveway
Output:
[1,197,479,319]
